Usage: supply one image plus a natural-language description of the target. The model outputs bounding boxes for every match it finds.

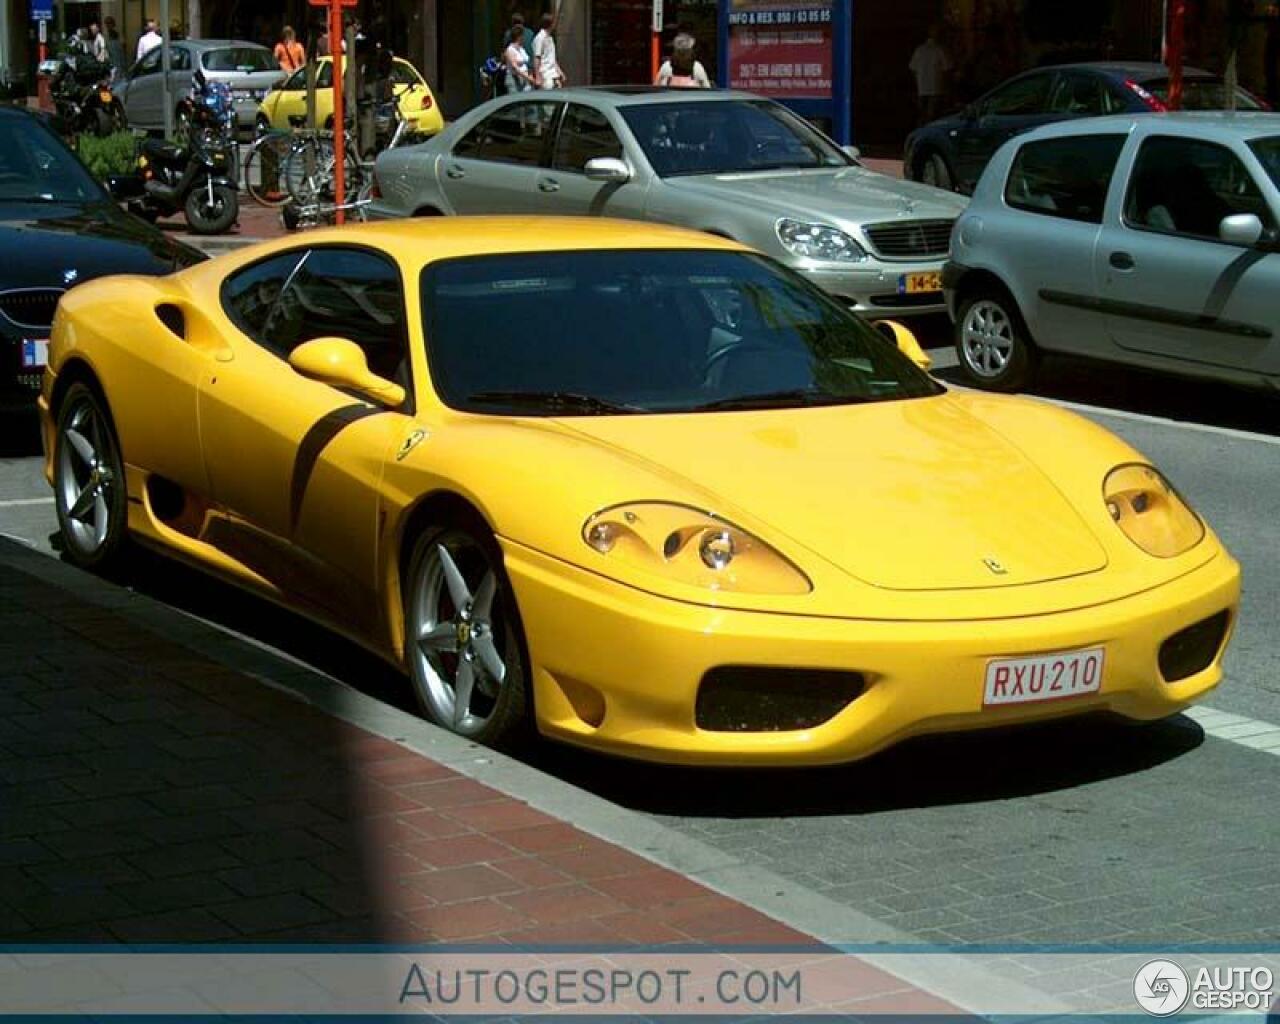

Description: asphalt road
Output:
[2,340,1278,950]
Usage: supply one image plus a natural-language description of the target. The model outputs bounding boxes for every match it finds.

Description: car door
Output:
[1096,133,1280,376]
[999,132,1127,355]
[264,67,306,128]
[199,246,415,634]
[438,99,562,214]
[538,102,646,217]
[955,71,1058,191]
[119,47,163,127]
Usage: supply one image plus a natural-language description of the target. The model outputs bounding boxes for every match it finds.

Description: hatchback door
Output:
[438,99,562,214]
[1095,133,1280,376]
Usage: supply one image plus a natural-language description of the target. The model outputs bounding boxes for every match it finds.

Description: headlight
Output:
[776,218,868,262]
[1103,464,1204,558]
[582,502,811,595]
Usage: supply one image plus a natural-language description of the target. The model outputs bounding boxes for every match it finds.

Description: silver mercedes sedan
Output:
[368,87,967,317]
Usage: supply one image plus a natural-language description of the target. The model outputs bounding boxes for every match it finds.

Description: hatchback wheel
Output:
[920,152,954,191]
[54,382,128,570]
[404,525,530,747]
[955,290,1038,392]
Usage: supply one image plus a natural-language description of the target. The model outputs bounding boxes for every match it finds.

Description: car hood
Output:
[666,164,967,226]
[0,200,202,289]
[556,394,1108,592]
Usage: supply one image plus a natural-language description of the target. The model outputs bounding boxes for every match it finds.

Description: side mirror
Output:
[1219,212,1264,247]
[842,144,861,161]
[584,156,631,183]
[289,337,406,408]
[873,319,932,372]
[106,173,144,200]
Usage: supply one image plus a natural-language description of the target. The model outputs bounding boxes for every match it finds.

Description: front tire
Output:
[403,525,531,748]
[184,182,238,235]
[955,287,1039,392]
[919,151,955,191]
[54,381,128,571]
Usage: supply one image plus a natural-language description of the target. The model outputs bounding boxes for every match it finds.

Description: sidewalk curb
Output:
[0,537,1064,1015]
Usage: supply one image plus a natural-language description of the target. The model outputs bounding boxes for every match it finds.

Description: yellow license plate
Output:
[898,271,942,295]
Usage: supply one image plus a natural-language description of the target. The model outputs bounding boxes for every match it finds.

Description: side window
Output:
[553,104,623,172]
[136,49,161,76]
[1125,136,1275,239]
[1047,73,1106,116]
[283,69,305,91]
[221,251,308,349]
[171,48,191,72]
[266,248,409,383]
[1004,134,1126,223]
[390,61,420,86]
[451,102,559,165]
[316,62,334,89]
[983,73,1053,116]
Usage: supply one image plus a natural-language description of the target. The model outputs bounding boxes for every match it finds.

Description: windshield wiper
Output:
[692,388,857,412]
[466,390,643,415]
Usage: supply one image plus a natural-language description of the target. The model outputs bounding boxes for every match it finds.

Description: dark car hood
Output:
[0,200,204,291]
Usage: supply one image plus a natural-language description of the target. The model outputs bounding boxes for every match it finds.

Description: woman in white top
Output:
[503,16,536,94]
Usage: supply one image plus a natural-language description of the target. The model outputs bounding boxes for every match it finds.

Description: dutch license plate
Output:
[21,339,49,369]
[983,646,1104,707]
[898,271,942,295]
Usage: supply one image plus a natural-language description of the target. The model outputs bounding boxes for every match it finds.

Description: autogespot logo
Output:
[1134,959,1191,1016]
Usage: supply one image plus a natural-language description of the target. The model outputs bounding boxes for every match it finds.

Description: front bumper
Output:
[504,540,1240,766]
[798,260,949,318]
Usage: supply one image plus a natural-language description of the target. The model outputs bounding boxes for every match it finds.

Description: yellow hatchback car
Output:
[256,56,444,136]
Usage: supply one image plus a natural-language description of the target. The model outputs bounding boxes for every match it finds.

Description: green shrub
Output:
[76,131,137,182]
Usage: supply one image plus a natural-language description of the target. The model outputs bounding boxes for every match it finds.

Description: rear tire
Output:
[954,287,1039,392]
[919,151,955,191]
[54,381,128,572]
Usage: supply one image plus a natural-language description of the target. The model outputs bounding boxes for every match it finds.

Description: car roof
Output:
[1021,110,1280,144]
[549,86,765,107]
[183,39,270,52]
[212,217,747,269]
[1039,61,1217,81]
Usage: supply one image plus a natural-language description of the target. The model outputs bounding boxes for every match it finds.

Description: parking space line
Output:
[1182,706,1280,757]
[0,497,53,508]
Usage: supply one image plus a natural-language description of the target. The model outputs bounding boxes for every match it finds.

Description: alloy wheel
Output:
[960,299,1016,379]
[407,534,513,737]
[56,392,120,560]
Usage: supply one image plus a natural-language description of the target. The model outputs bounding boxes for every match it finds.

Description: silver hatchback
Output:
[369,87,966,317]
[946,112,1280,391]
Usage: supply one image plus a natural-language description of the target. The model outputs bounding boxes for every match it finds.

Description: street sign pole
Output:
[310,0,355,225]
[651,0,663,83]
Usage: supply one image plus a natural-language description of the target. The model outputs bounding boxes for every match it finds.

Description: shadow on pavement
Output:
[934,355,1280,438]
[106,544,1206,820]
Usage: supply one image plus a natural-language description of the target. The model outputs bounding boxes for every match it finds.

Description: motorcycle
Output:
[177,69,234,147]
[108,130,239,235]
[51,54,125,137]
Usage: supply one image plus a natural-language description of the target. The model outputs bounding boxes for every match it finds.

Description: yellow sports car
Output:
[256,57,444,137]
[39,219,1240,766]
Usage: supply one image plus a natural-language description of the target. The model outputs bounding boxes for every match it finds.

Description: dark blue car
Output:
[904,61,1266,195]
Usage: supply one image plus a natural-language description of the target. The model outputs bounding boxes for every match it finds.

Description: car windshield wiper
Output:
[692,388,858,412]
[466,390,643,415]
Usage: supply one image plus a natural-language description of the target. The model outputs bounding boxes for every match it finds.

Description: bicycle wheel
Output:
[285,135,360,207]
[243,131,293,208]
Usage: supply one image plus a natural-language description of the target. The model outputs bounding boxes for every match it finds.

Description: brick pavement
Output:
[0,532,951,1023]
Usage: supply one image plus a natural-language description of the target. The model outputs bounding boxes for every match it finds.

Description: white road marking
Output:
[0,497,53,508]
[1182,706,1280,755]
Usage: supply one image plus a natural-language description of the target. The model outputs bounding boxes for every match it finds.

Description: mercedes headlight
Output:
[1103,464,1204,558]
[776,218,868,262]
[582,502,811,595]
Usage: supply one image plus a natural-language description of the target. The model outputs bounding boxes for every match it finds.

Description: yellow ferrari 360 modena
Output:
[39,219,1240,765]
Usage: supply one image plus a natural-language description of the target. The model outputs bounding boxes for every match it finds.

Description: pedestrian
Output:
[86,23,107,64]
[103,17,126,77]
[532,11,565,89]
[137,19,162,62]
[909,22,950,125]
[502,14,536,94]
[313,23,330,58]
[501,11,535,66]
[654,33,710,88]
[274,25,305,71]
[169,19,185,41]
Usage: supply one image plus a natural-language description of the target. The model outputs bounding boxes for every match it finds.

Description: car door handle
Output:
[1109,251,1135,270]
[537,178,560,193]
[445,165,465,179]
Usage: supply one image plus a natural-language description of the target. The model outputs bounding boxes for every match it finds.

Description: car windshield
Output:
[201,47,274,73]
[0,115,103,203]
[421,249,941,416]
[1249,137,1280,189]
[620,100,853,177]
[1143,78,1266,111]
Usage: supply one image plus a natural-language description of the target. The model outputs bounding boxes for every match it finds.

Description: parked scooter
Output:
[177,69,234,146]
[108,131,238,235]
[51,54,125,137]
